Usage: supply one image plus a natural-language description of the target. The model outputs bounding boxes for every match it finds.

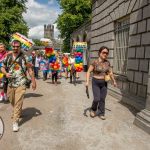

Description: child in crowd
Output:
[40,55,49,81]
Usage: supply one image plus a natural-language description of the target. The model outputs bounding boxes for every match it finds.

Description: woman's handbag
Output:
[104,74,111,82]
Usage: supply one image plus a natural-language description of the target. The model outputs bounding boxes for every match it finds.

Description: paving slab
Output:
[0,73,150,150]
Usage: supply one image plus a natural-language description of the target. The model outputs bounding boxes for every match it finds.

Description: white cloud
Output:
[28,25,44,39]
[23,0,60,39]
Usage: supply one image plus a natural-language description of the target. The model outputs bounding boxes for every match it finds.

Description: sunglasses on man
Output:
[12,46,20,48]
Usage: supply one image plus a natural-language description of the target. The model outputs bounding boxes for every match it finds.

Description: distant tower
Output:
[44,24,54,40]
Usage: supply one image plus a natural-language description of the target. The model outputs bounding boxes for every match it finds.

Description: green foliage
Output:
[0,0,28,45]
[32,39,44,46]
[56,0,92,52]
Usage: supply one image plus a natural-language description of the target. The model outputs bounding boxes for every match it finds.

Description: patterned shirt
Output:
[2,53,30,87]
[91,59,111,76]
[40,59,49,71]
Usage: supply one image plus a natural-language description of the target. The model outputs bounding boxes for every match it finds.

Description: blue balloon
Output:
[52,60,55,63]
[53,57,56,62]
[49,58,53,63]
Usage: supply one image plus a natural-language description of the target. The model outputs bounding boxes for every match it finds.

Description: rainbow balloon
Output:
[62,56,69,67]
[45,47,60,71]
[73,42,86,72]
[11,32,34,50]
[74,50,83,72]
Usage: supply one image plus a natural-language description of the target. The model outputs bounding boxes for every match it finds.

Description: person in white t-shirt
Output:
[34,54,41,79]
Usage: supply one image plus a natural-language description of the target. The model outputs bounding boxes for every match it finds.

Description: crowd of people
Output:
[0,40,81,131]
[0,41,117,132]
[30,50,78,84]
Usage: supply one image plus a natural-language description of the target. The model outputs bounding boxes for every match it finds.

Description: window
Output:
[114,17,130,75]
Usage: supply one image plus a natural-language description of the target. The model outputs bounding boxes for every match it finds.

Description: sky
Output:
[23,0,61,39]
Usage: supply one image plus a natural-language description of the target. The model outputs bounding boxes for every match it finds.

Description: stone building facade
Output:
[91,0,150,133]
[44,24,54,40]
[71,0,150,133]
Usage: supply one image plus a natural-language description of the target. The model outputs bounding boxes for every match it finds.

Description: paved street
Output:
[0,73,150,150]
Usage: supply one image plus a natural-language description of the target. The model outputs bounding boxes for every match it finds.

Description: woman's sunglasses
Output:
[101,51,109,55]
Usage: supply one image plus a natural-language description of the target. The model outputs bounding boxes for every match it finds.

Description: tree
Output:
[0,0,28,45]
[56,0,92,52]
[32,39,44,46]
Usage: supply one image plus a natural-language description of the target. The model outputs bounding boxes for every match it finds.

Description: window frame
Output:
[113,16,130,76]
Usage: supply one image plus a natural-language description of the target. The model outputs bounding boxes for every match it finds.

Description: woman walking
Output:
[86,46,117,120]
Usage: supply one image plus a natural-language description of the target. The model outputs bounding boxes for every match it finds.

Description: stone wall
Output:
[91,0,150,110]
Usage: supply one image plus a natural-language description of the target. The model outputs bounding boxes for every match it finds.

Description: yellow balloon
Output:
[74,64,77,67]
[76,64,79,67]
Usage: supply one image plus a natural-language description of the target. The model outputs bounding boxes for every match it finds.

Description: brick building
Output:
[71,0,150,133]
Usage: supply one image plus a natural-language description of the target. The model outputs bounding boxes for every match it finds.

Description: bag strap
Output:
[19,58,27,78]
[16,53,28,78]
[6,53,22,71]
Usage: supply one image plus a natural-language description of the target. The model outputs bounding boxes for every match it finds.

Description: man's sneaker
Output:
[13,122,19,132]
[4,93,8,101]
[0,94,3,102]
[99,115,106,120]
[90,110,96,118]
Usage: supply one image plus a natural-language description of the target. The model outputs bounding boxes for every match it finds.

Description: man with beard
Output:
[1,40,36,132]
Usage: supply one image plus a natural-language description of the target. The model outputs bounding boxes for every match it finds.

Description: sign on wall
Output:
[73,42,87,50]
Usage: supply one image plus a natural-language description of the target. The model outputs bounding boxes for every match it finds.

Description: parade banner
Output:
[11,32,34,50]
[73,42,87,50]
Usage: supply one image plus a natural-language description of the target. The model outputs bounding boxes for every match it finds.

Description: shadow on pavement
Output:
[83,107,111,117]
[19,107,42,126]
[76,80,85,84]
[68,80,85,85]
[83,107,91,117]
[0,100,10,104]
[24,93,43,99]
[46,81,61,84]
[119,101,139,116]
